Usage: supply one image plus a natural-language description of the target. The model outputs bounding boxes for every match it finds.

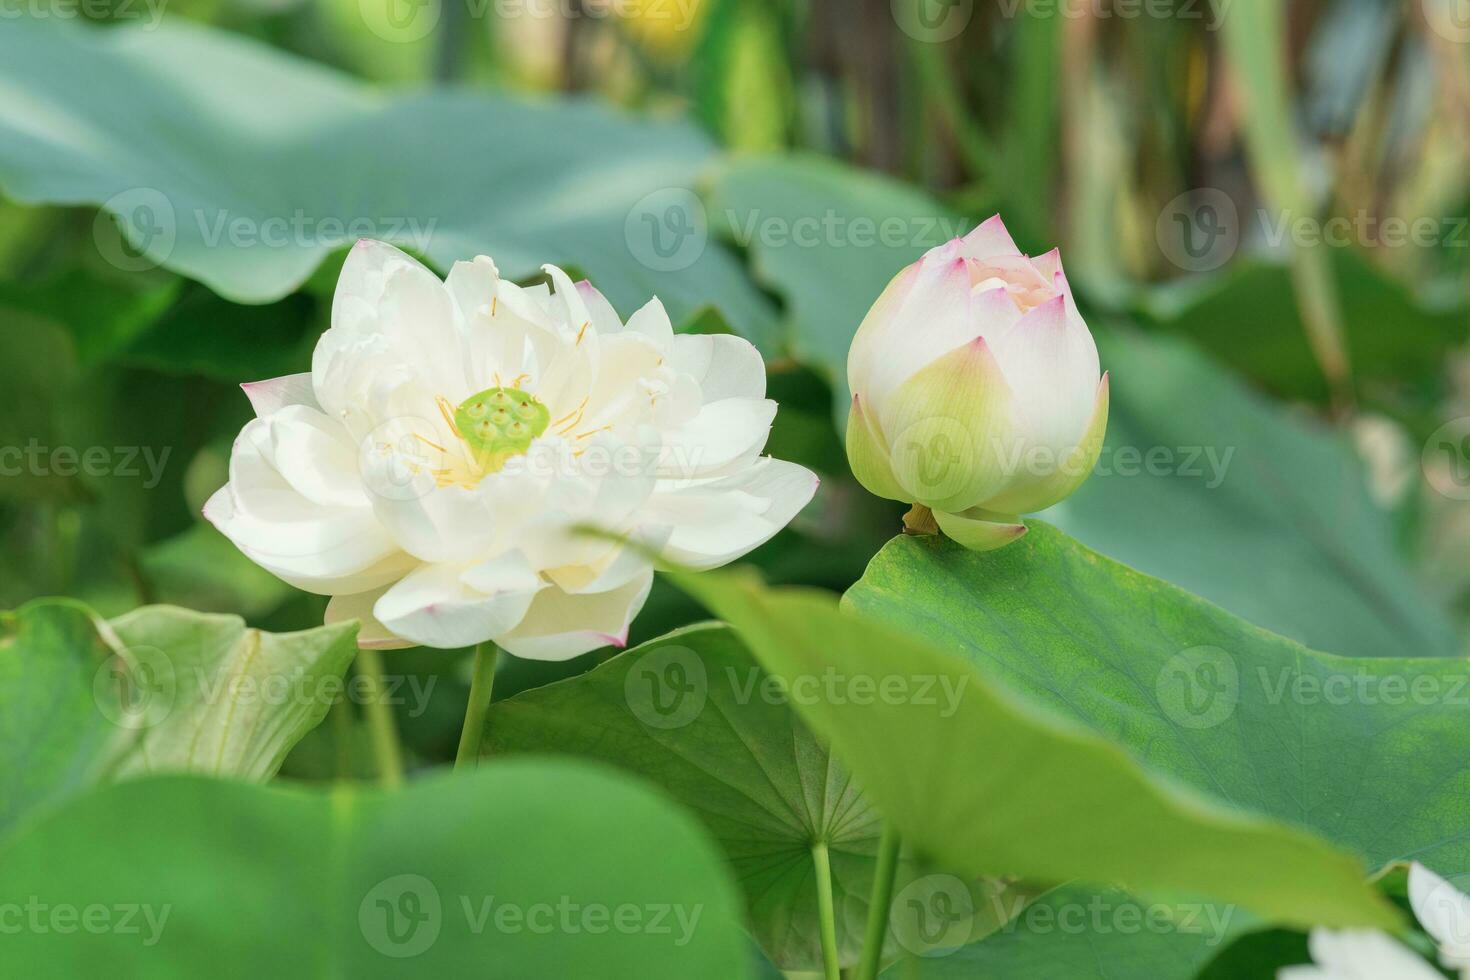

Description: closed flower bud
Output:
[845,215,1108,551]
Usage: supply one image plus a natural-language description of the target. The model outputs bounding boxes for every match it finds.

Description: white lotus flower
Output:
[1278,929,1443,980]
[845,215,1107,551]
[1278,862,1470,980]
[1410,862,1470,976]
[206,240,817,658]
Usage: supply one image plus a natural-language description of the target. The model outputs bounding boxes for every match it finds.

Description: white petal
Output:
[669,333,766,402]
[373,560,544,649]
[959,214,1022,258]
[242,373,318,417]
[988,295,1100,454]
[541,263,595,339]
[849,250,977,417]
[325,586,416,650]
[204,483,412,595]
[658,398,776,478]
[265,406,365,509]
[1411,863,1470,965]
[576,280,625,335]
[622,296,675,351]
[497,570,653,661]
[1294,929,1443,980]
[365,478,501,565]
[645,458,819,569]
[314,239,469,426]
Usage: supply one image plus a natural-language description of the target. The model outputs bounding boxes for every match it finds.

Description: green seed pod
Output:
[455,386,551,470]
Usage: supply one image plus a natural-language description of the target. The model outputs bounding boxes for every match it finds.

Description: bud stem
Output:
[455,642,500,770]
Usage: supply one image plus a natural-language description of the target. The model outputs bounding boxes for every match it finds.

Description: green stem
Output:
[455,643,499,770]
[355,647,404,789]
[856,823,902,980]
[813,840,842,980]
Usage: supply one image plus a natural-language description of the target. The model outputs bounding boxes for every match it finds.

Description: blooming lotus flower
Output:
[206,240,817,658]
[845,215,1108,551]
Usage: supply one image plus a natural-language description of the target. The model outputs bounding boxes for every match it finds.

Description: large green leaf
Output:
[485,623,880,969]
[0,762,752,978]
[0,18,777,349]
[1046,329,1457,659]
[844,523,1470,885]
[672,569,1398,932]
[0,599,356,835]
[880,885,1250,980]
[486,623,1030,970]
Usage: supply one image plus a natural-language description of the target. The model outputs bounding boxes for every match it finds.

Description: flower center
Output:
[454,386,550,471]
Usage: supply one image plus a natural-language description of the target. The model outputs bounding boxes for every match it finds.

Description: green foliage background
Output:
[2,0,1469,977]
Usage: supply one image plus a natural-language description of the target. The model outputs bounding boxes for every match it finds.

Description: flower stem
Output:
[455,642,499,770]
[355,647,404,789]
[856,823,901,980]
[812,840,842,980]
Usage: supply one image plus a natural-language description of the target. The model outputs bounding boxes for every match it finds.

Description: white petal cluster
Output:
[207,240,817,658]
[1281,863,1470,979]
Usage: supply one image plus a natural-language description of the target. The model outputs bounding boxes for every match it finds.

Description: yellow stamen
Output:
[575,424,613,440]
[552,397,589,431]
[575,321,590,345]
[436,396,461,438]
